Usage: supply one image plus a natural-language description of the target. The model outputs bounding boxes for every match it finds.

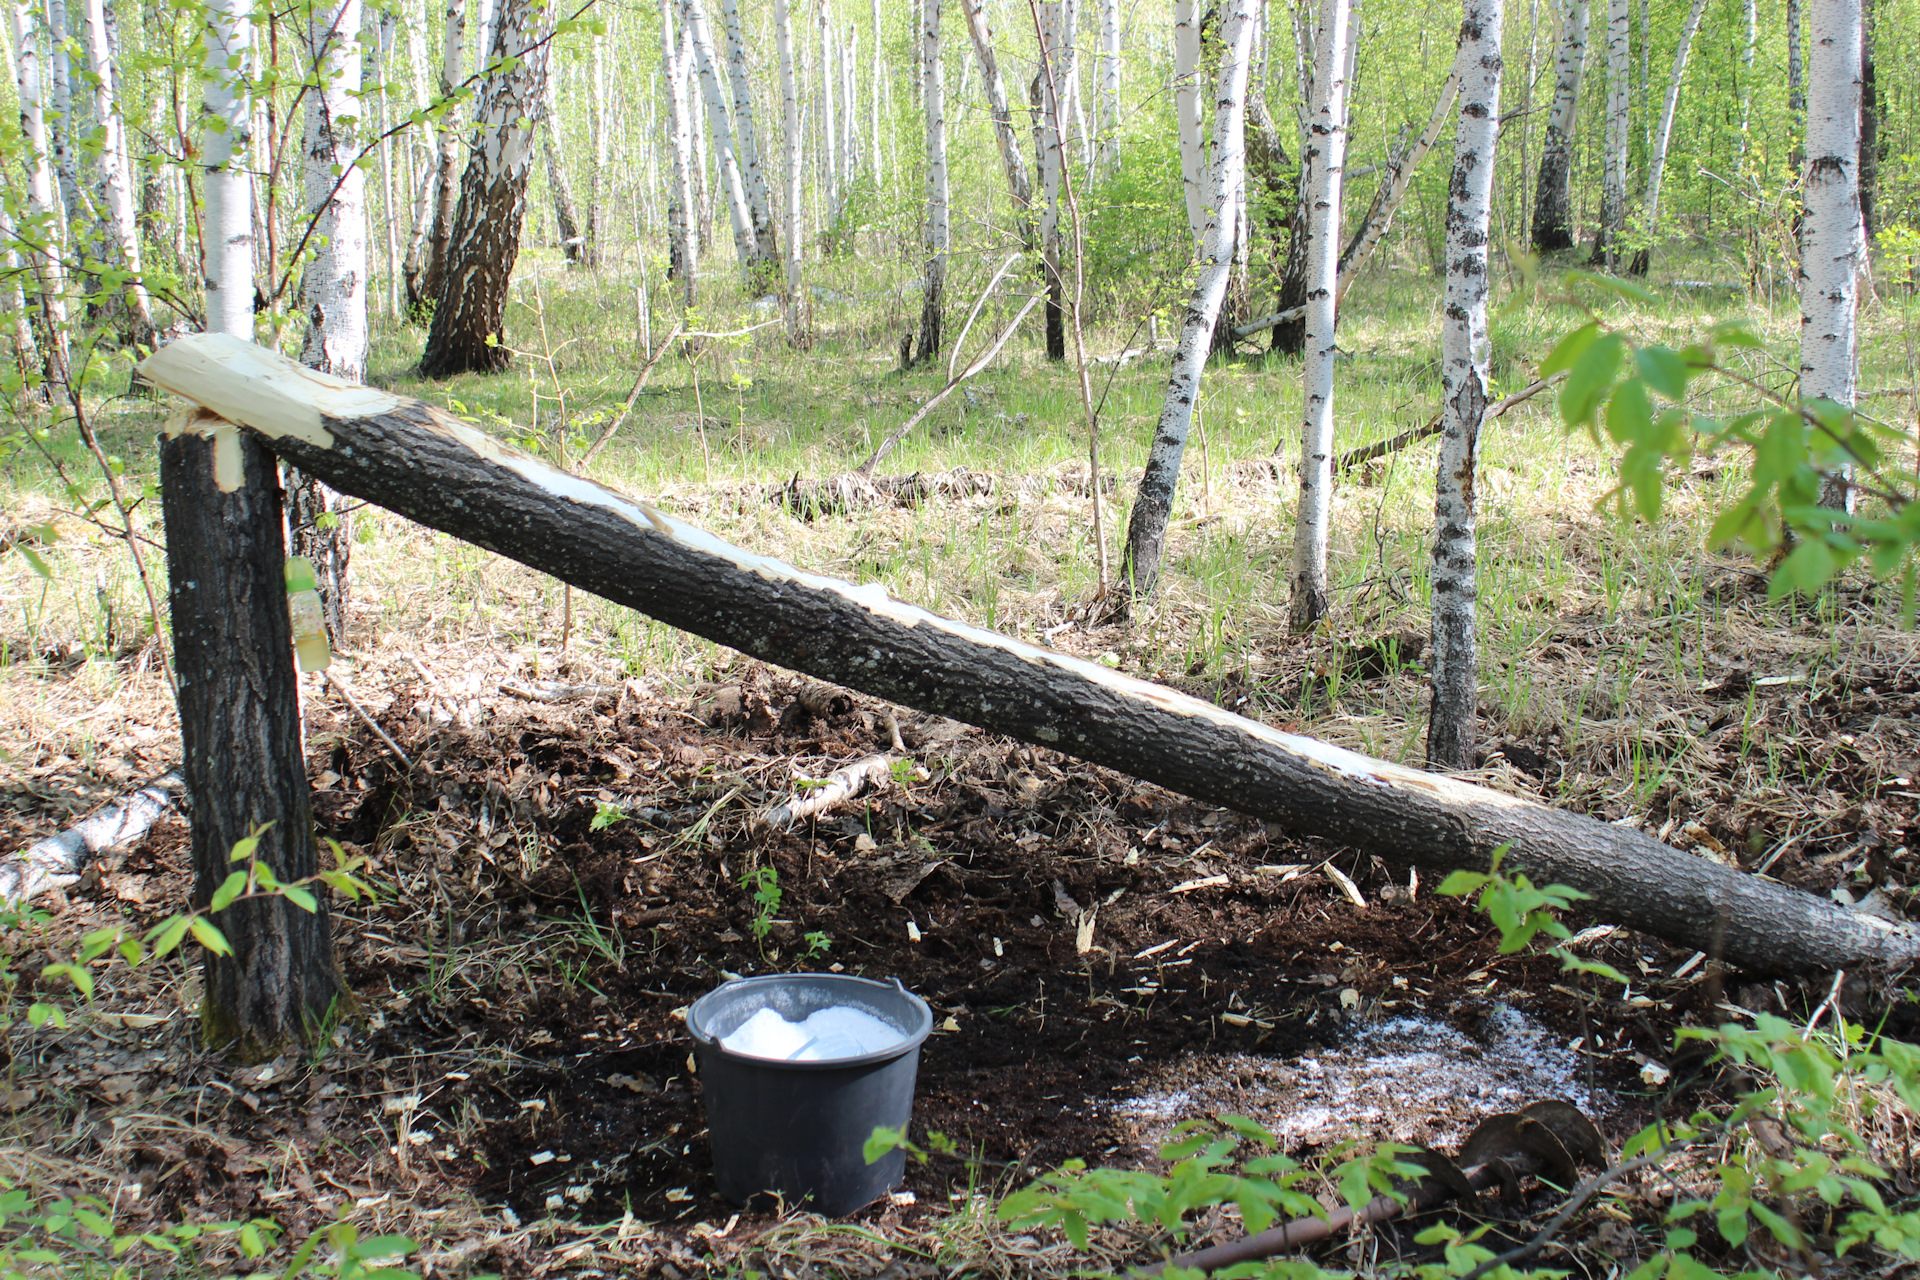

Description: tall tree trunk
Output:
[681,0,762,284]
[201,0,255,340]
[1858,0,1879,241]
[663,0,697,301]
[172,0,338,1059]
[294,0,367,644]
[417,0,552,377]
[869,0,884,184]
[541,77,587,266]
[9,0,71,380]
[818,0,839,237]
[914,0,948,365]
[1589,0,1627,268]
[1802,0,1861,512]
[1286,0,1352,634]
[1428,0,1503,770]
[1173,0,1207,252]
[79,0,153,341]
[1626,0,1706,276]
[959,0,1035,248]
[373,14,401,316]
[1095,0,1119,173]
[1786,0,1804,170]
[721,0,778,276]
[774,0,804,337]
[0,205,44,390]
[1121,0,1253,599]
[409,0,465,317]
[1032,4,1068,362]
[47,0,82,233]
[1530,0,1586,251]
[584,24,607,265]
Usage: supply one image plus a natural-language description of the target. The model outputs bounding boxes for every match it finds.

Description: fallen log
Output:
[137,334,1920,976]
[0,771,184,905]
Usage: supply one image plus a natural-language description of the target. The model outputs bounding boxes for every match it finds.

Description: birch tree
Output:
[1590,0,1628,268]
[406,0,465,316]
[818,0,839,233]
[1787,0,1804,164]
[662,0,697,300]
[159,0,340,1058]
[721,0,778,274]
[1627,0,1706,276]
[79,0,153,339]
[294,0,368,645]
[1428,0,1504,770]
[959,0,1034,247]
[201,0,255,341]
[1287,0,1353,634]
[8,0,70,378]
[1172,0,1207,252]
[1801,0,1862,512]
[774,0,804,334]
[914,0,949,364]
[681,0,764,284]
[417,0,552,376]
[1032,0,1069,361]
[1121,0,1254,599]
[1095,0,1119,173]
[1530,0,1586,252]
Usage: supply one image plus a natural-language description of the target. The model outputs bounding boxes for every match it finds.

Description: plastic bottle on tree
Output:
[285,557,332,671]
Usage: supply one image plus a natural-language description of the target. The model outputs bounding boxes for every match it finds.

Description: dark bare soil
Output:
[2,650,1914,1277]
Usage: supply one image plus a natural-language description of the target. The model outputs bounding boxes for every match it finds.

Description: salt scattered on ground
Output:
[721,1005,905,1061]
[1113,1003,1605,1152]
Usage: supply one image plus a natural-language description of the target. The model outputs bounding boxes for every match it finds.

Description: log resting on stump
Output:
[138,334,1920,978]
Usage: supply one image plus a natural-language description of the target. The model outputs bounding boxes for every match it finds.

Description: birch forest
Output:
[7,0,1920,1269]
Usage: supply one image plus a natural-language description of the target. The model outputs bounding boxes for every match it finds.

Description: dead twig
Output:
[579,323,685,468]
[1335,372,1567,470]
[762,755,895,829]
[321,669,413,770]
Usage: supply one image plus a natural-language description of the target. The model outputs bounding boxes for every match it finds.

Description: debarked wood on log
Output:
[136,334,1920,977]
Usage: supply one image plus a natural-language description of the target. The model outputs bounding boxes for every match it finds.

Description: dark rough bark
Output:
[1532,152,1576,251]
[544,132,587,267]
[1860,0,1880,241]
[417,0,551,378]
[139,337,1920,979]
[1269,188,1310,354]
[159,430,339,1059]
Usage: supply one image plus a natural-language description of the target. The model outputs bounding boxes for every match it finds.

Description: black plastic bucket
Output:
[687,973,933,1215]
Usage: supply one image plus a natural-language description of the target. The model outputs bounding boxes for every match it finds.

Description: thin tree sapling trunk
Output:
[1031,3,1068,362]
[774,0,804,336]
[959,0,1035,248]
[662,0,697,299]
[79,0,153,341]
[1287,0,1353,634]
[8,0,71,379]
[1530,0,1586,251]
[721,0,779,276]
[1428,0,1503,770]
[1173,0,1208,252]
[1121,0,1253,599]
[680,0,762,285]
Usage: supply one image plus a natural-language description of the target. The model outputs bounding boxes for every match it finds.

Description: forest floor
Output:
[4,272,1920,1275]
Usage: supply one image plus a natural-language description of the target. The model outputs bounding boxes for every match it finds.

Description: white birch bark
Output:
[774,0,804,331]
[79,0,151,335]
[1096,0,1119,172]
[1632,0,1706,271]
[914,0,949,364]
[721,0,778,272]
[841,23,859,192]
[299,0,368,380]
[959,0,1034,246]
[0,204,43,385]
[1801,0,1862,510]
[1530,0,1586,251]
[374,14,400,316]
[46,0,81,229]
[662,0,697,300]
[1592,0,1628,268]
[1120,0,1254,598]
[686,28,709,245]
[586,22,608,264]
[1428,0,1503,770]
[870,0,883,182]
[201,0,255,340]
[1173,0,1207,251]
[1737,0,1756,149]
[8,0,69,372]
[818,0,839,229]
[417,0,466,311]
[1287,0,1353,634]
[681,0,759,281]
[1032,0,1067,360]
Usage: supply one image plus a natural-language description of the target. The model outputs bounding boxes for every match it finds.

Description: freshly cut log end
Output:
[136,335,1920,979]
